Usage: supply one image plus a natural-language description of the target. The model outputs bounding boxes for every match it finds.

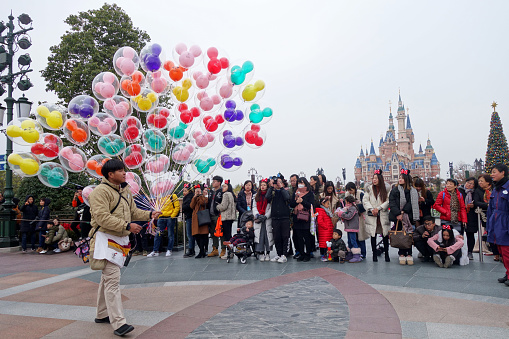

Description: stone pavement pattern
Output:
[0,245,508,338]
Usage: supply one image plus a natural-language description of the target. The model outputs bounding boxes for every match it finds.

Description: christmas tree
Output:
[485,102,509,173]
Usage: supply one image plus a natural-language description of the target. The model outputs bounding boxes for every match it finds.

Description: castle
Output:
[354,92,440,185]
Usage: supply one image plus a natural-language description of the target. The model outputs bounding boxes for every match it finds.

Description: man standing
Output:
[207,175,223,257]
[487,163,509,286]
[89,159,161,336]
[147,192,180,257]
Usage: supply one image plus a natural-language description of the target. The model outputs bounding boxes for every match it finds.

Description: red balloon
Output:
[131,144,141,152]
[43,143,59,157]
[251,124,261,132]
[131,151,143,165]
[124,126,139,140]
[220,57,229,69]
[31,143,44,154]
[180,111,193,124]
[190,107,200,117]
[208,59,222,74]
[126,117,138,127]
[245,131,255,143]
[159,108,170,118]
[205,121,218,132]
[254,136,263,147]
[44,135,58,144]
[153,115,167,129]
[203,116,213,125]
[147,114,155,124]
[215,115,225,124]
[178,103,188,112]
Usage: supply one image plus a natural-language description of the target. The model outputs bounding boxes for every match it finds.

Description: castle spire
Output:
[360,147,364,157]
[419,144,423,153]
[370,140,376,155]
[406,114,412,129]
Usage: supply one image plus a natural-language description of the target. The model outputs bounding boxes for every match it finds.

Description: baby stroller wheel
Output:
[241,257,247,264]
[226,256,230,263]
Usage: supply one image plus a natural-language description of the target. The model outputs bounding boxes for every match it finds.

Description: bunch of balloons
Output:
[7,42,274,206]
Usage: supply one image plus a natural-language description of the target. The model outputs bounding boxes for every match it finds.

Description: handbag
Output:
[389,221,413,249]
[198,209,212,226]
[297,209,310,221]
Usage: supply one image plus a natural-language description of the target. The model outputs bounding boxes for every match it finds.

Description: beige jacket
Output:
[89,178,151,253]
[216,192,237,221]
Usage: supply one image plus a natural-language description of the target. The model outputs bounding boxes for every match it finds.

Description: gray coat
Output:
[252,195,274,246]
[216,192,237,221]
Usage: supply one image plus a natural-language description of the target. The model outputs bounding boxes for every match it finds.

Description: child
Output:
[316,197,335,262]
[427,226,464,268]
[336,195,362,263]
[41,219,70,254]
[227,219,255,247]
[328,229,348,263]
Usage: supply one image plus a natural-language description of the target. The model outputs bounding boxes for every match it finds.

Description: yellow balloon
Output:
[8,153,23,165]
[20,120,36,129]
[21,129,40,143]
[242,85,257,101]
[20,159,39,175]
[138,98,152,111]
[36,105,50,118]
[254,80,265,91]
[173,87,189,102]
[182,79,192,89]
[6,125,22,137]
[133,95,141,103]
[47,112,63,129]
[147,92,157,103]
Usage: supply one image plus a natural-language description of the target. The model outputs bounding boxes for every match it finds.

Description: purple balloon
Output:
[145,54,161,71]
[69,103,80,115]
[221,156,234,169]
[82,97,96,107]
[223,135,236,148]
[225,100,236,109]
[222,130,233,137]
[235,137,244,146]
[235,110,244,121]
[79,104,94,118]
[151,43,162,56]
[224,109,235,122]
[233,157,243,166]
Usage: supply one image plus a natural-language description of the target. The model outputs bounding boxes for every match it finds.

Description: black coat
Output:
[36,198,51,231]
[207,188,223,216]
[418,190,435,219]
[289,191,315,230]
[236,189,256,216]
[389,187,414,222]
[182,192,193,219]
[465,187,485,232]
[20,196,38,233]
[270,188,290,220]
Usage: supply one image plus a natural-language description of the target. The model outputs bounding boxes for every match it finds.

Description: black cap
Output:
[212,175,223,183]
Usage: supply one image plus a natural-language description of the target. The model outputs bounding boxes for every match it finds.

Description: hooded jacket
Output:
[487,178,509,246]
[88,179,152,255]
[160,194,180,218]
[36,198,51,231]
[20,195,38,233]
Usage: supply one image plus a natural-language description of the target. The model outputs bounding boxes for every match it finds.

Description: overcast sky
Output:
[2,0,509,186]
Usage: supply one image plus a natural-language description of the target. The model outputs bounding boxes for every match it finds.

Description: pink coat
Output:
[427,233,464,255]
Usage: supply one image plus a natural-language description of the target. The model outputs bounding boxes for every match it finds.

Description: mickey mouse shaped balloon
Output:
[113,46,140,77]
[82,185,97,206]
[167,121,188,143]
[92,72,120,101]
[196,90,222,112]
[191,129,215,149]
[6,118,43,146]
[228,60,254,86]
[123,144,147,170]
[35,103,66,130]
[204,47,229,75]
[172,78,193,103]
[192,154,217,175]
[145,154,170,174]
[140,43,165,72]
[120,71,145,98]
[173,43,202,69]
[59,146,87,173]
[143,129,167,153]
[222,99,245,125]
[86,154,111,179]
[163,60,186,82]
[104,95,132,120]
[241,80,265,102]
[147,107,171,130]
[63,119,90,146]
[201,113,225,133]
[221,130,244,150]
[125,172,142,195]
[171,142,195,165]
[218,152,243,172]
[175,103,201,125]
[88,113,117,136]
[98,134,126,157]
[131,88,159,112]
[247,103,273,124]
[31,133,63,161]
[120,116,143,143]
[243,123,266,148]
[38,162,68,188]
[146,70,170,95]
[8,153,40,177]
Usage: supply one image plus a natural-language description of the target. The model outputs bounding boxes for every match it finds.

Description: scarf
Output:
[245,190,253,208]
[320,205,333,218]
[295,187,309,211]
[484,189,491,203]
[256,191,268,215]
[449,189,460,224]
[398,186,420,221]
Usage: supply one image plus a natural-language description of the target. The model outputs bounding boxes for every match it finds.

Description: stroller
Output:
[225,211,255,264]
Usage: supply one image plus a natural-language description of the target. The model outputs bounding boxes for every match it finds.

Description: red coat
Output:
[433,189,467,223]
[315,207,334,248]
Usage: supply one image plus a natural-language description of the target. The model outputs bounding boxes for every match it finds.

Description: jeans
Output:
[21,231,36,250]
[347,232,358,249]
[185,217,195,251]
[153,217,176,252]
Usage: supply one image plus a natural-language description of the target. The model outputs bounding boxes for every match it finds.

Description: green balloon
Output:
[262,107,273,117]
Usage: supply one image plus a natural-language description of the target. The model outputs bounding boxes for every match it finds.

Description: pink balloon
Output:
[116,57,125,68]
[196,75,209,89]
[103,72,116,84]
[185,144,195,152]
[200,97,213,111]
[219,83,233,98]
[119,101,130,110]
[189,45,202,57]
[120,59,135,75]
[94,83,103,94]
[151,78,167,93]
[175,43,187,55]
[207,47,218,59]
[89,116,100,127]
[126,172,135,180]
[69,154,85,171]
[123,47,135,59]
[60,147,73,160]
[206,133,215,142]
[179,52,195,68]
[104,98,115,110]
[100,83,115,98]
[212,95,221,105]
[105,118,116,127]
[98,122,112,135]
[128,181,140,195]
[113,105,127,118]
[196,91,206,100]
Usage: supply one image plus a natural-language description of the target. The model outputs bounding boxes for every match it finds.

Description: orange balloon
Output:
[101,158,110,164]
[163,60,174,71]
[121,79,130,91]
[127,83,141,96]
[95,166,103,176]
[72,128,87,143]
[131,71,144,83]
[87,160,98,171]
[169,68,184,82]
[66,120,78,132]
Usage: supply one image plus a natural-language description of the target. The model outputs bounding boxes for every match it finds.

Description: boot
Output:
[383,235,390,262]
[349,248,362,263]
[219,247,226,258]
[371,236,378,262]
[208,246,219,257]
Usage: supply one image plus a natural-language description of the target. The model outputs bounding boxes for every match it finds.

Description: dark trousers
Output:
[272,218,290,257]
[398,247,413,256]
[80,222,91,239]
[208,215,219,249]
[414,238,434,258]
[466,232,476,253]
[195,234,208,255]
[21,231,36,250]
[293,228,313,258]
[436,248,461,264]
[71,211,81,236]
[221,220,233,250]
[134,227,148,252]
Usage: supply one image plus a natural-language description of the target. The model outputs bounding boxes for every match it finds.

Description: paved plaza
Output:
[1,242,509,339]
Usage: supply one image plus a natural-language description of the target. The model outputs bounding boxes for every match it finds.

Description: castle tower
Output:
[369,140,376,162]
[397,91,406,140]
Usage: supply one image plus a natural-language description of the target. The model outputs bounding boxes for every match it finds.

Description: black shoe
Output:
[373,255,378,262]
[385,254,390,262]
[114,324,134,336]
[498,275,508,283]
[302,256,310,262]
[183,251,193,258]
[297,256,304,262]
[95,316,110,323]
[421,256,431,262]
[195,253,205,259]
[505,280,509,287]
[293,253,301,259]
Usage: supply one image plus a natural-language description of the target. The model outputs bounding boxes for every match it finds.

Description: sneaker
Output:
[433,254,444,267]
[444,255,454,268]
[468,252,474,260]
[114,324,134,336]
[265,254,271,261]
[220,254,228,259]
[147,251,159,257]
[142,250,148,256]
[399,256,406,265]
[293,252,301,259]
[22,249,27,253]
[165,250,172,257]
[498,275,508,283]
[340,258,346,264]
[54,248,61,253]
[303,255,310,262]
[406,256,414,265]
[40,250,47,254]
[320,255,328,262]
[277,255,287,263]
[270,255,280,262]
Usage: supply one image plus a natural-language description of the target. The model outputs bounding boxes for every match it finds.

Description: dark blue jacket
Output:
[487,178,509,246]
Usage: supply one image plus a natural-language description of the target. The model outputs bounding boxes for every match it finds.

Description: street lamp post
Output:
[449,162,454,179]
[0,12,34,248]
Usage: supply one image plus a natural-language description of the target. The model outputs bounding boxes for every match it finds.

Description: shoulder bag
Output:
[389,220,413,249]
[198,209,212,226]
